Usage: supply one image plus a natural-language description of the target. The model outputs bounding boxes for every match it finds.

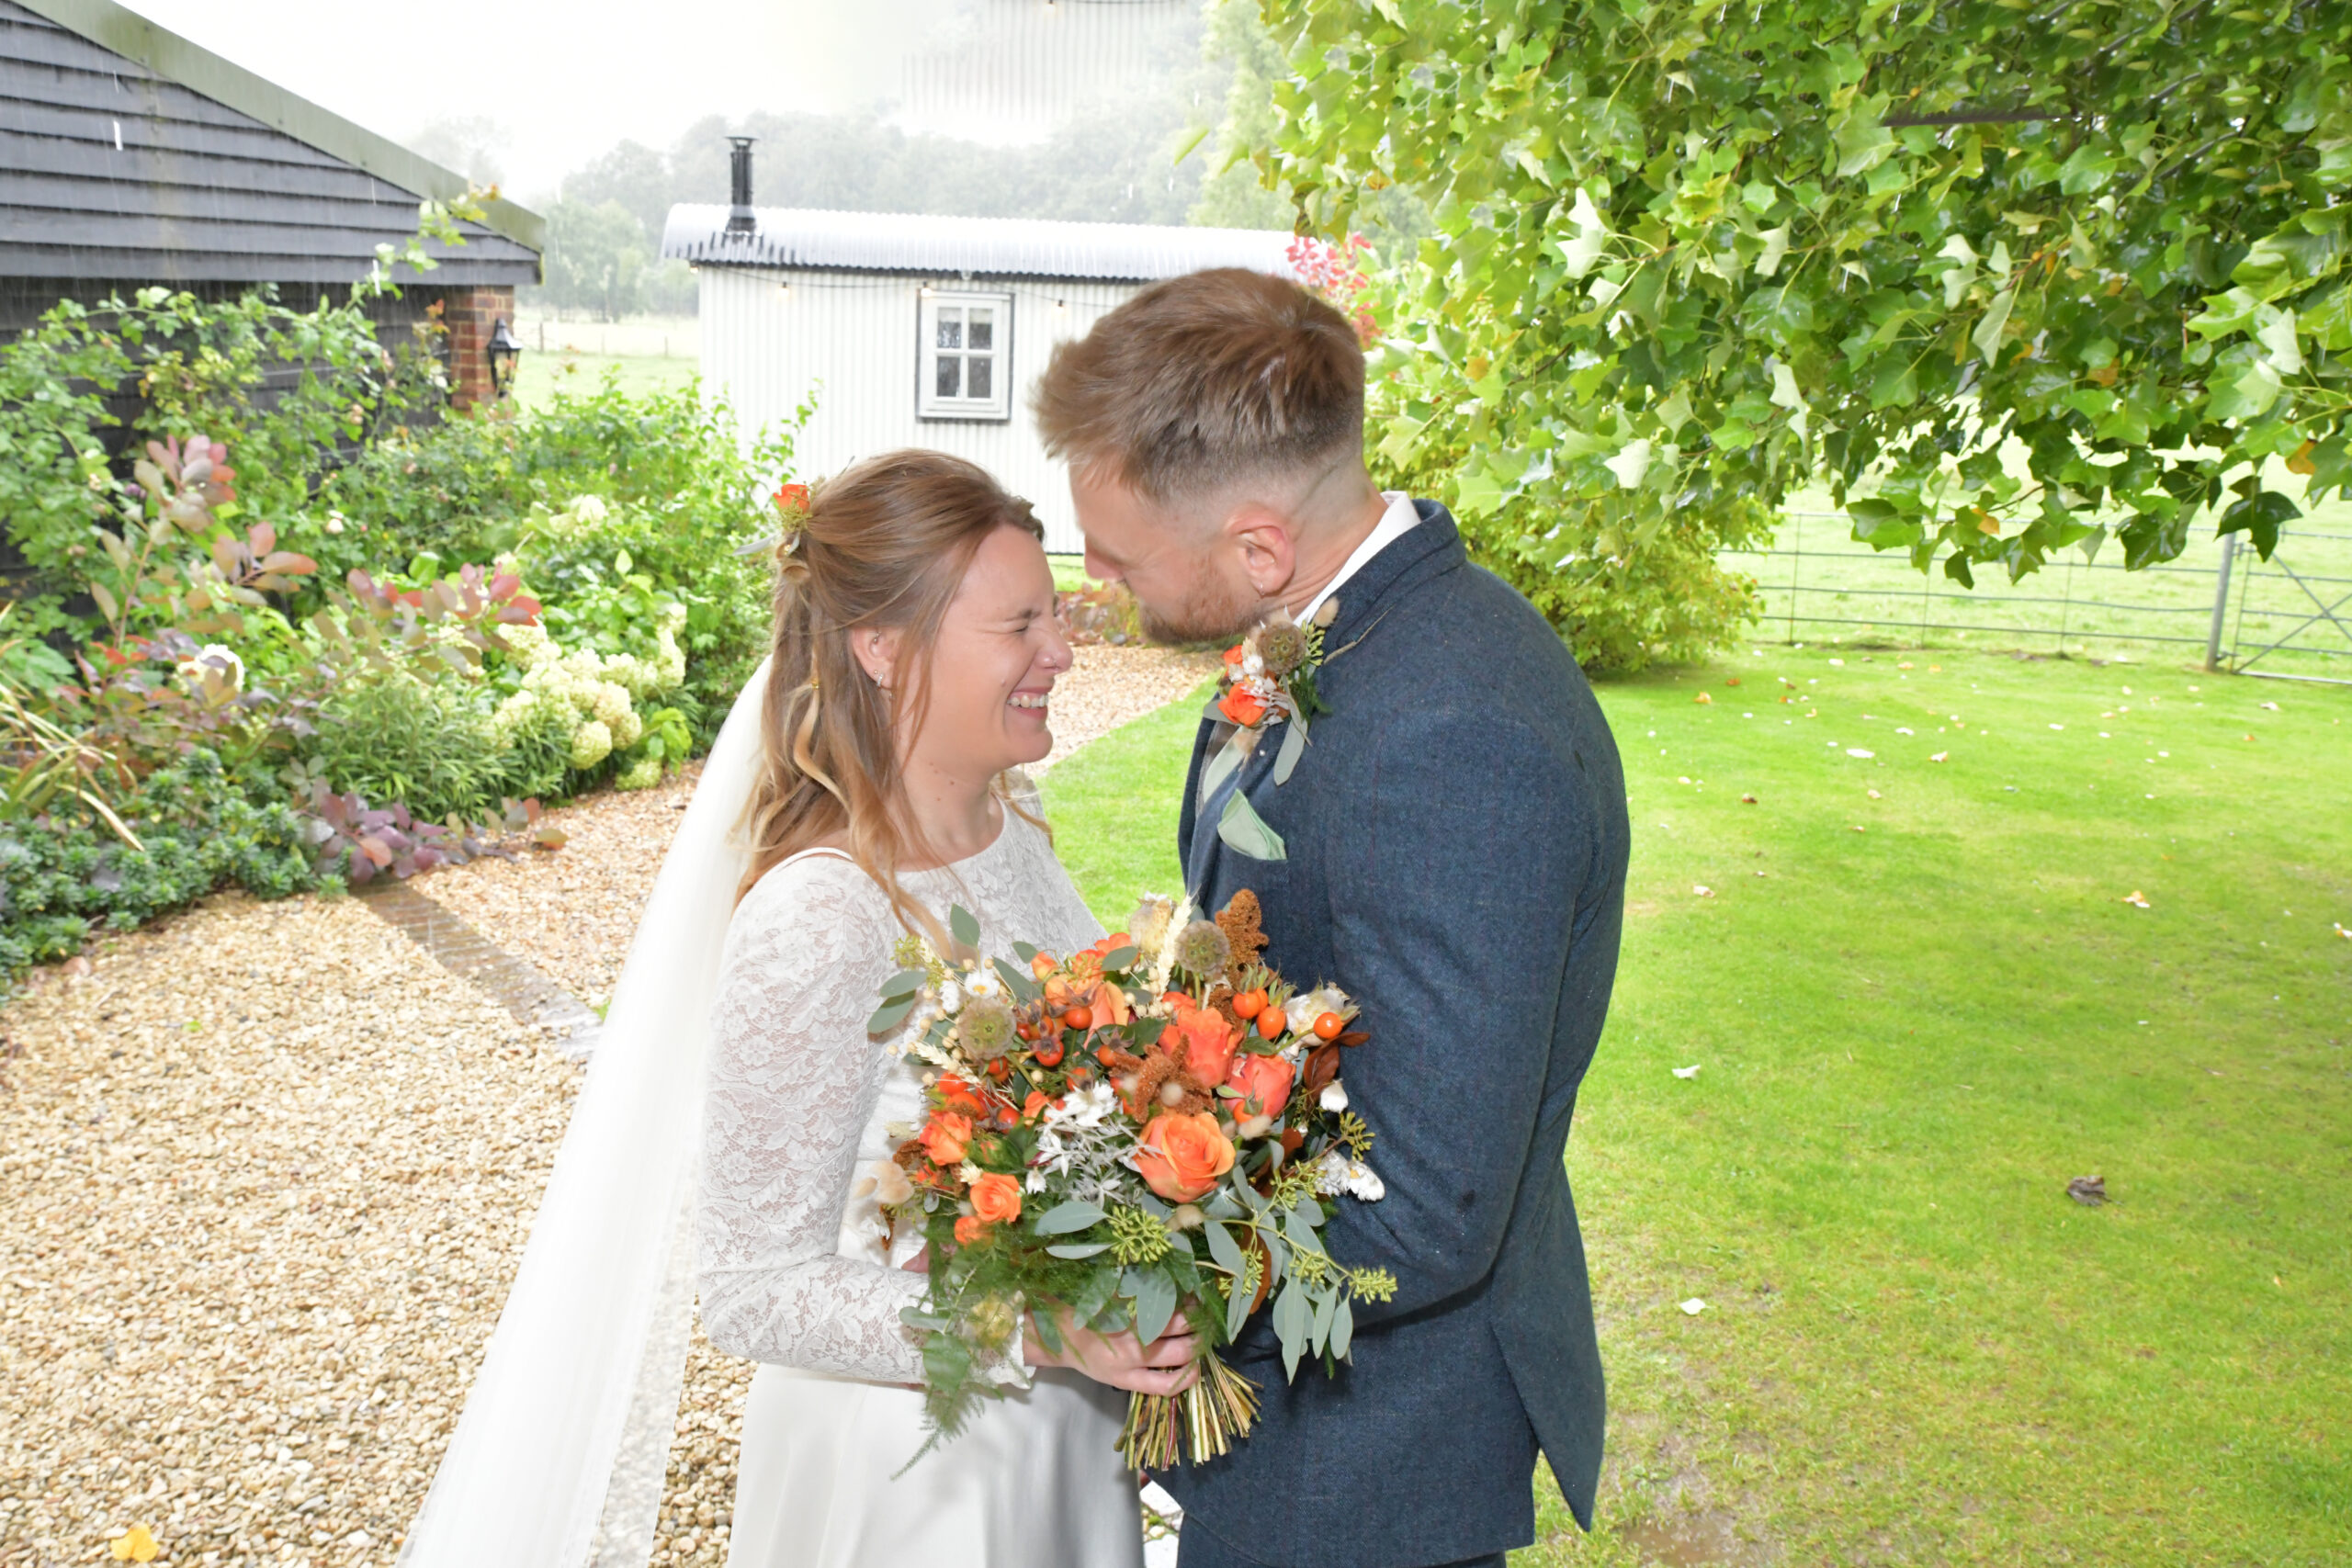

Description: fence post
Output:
[2205,533,2238,671]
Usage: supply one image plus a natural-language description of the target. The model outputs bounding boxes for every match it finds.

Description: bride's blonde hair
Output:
[738,450,1046,931]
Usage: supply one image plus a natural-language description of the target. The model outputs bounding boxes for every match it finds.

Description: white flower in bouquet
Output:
[1318,1079,1350,1112]
[1313,1149,1385,1201]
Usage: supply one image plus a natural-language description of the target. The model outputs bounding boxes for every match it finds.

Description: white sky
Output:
[128,0,982,201]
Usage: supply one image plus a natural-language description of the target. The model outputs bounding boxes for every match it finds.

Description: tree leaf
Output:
[949,904,980,949]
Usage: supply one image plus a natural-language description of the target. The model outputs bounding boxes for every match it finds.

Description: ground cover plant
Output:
[0,279,803,976]
[1043,649,2350,1564]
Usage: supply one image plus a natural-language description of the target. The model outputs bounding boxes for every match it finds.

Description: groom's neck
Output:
[1272,464,1389,618]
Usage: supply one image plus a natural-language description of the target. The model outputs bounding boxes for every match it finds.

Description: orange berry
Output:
[1062,1005,1093,1032]
[1314,1011,1344,1041]
[1231,988,1264,1020]
[1258,1007,1286,1040]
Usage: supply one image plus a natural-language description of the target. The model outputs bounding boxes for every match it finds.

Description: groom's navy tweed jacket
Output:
[1159,503,1629,1568]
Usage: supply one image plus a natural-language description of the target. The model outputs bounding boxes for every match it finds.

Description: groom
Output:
[1035,268,1631,1568]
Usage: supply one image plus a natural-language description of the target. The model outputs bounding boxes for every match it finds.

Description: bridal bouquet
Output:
[864,889,1396,1470]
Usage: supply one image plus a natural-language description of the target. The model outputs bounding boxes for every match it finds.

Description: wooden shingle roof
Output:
[0,0,541,286]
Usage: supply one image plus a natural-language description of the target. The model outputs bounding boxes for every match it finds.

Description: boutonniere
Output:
[1214,603,1335,776]
[1199,601,1344,865]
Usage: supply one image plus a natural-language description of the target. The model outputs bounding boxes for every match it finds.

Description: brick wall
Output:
[443,285,516,409]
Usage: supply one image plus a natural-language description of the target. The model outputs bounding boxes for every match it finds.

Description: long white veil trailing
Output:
[399,659,773,1568]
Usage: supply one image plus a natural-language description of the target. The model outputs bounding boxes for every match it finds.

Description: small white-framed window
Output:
[918,290,1012,421]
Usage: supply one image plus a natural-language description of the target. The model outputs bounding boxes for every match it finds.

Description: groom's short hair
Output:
[1033,266,1363,504]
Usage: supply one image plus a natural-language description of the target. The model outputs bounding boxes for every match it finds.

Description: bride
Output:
[390,450,1185,1568]
[698,450,1195,1566]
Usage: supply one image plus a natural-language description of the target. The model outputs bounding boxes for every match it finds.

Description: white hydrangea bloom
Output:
[615,754,662,791]
[568,494,609,525]
[591,681,633,728]
[603,653,658,697]
[569,719,614,769]
[609,705,644,749]
[500,623,557,670]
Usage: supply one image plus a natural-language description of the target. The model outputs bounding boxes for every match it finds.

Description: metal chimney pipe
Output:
[726,136,757,235]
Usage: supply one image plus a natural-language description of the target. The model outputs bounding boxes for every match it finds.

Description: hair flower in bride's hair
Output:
[773,480,813,557]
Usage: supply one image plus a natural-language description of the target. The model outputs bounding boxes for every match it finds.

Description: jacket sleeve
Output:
[1314,704,1594,1325]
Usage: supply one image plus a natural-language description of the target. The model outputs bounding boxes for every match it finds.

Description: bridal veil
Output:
[398,660,773,1568]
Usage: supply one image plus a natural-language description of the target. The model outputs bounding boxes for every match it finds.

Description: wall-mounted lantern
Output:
[488,317,523,398]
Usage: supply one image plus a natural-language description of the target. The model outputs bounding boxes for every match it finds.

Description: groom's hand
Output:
[1026,1309,1201,1396]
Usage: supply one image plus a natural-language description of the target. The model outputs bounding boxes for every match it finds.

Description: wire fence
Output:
[1720,510,2352,684]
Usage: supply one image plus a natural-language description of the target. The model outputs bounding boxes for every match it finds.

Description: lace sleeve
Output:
[696,854,926,1382]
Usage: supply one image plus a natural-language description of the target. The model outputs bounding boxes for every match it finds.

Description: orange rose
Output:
[1087,981,1133,1029]
[954,1214,986,1247]
[969,1172,1023,1226]
[1172,1008,1239,1088]
[1030,952,1058,980]
[1093,931,1133,955]
[1136,1111,1236,1202]
[1225,1053,1295,1119]
[1067,950,1104,989]
[1218,685,1268,728]
[918,1111,972,1167]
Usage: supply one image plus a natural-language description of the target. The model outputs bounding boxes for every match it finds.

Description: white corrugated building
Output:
[662,201,1295,553]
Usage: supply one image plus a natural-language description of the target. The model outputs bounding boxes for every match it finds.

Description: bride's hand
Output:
[1025,1309,1200,1396]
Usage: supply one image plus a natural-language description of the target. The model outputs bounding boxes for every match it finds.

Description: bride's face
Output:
[904,524,1072,776]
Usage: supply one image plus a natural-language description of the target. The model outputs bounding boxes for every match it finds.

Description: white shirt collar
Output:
[1296,491,1421,626]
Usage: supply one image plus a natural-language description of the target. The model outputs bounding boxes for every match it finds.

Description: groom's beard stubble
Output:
[1136,570,1260,647]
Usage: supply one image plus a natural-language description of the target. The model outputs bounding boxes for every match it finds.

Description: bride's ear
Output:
[850,626,901,691]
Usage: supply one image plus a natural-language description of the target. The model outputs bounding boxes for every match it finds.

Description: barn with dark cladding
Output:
[0,0,542,409]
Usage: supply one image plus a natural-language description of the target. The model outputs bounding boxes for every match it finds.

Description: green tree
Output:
[1247,0,2352,658]
[542,198,650,322]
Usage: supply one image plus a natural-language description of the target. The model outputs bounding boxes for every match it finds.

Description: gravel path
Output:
[0,647,1211,1567]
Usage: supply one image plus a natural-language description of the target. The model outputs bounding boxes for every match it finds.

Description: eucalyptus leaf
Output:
[865,998,915,1035]
[1331,1296,1354,1360]
[1204,1219,1246,1277]
[1132,1268,1180,1345]
[1045,1241,1113,1258]
[1272,711,1309,785]
[1034,1199,1107,1236]
[877,966,929,1000]
[990,957,1041,1001]
[948,904,981,950]
[1197,736,1244,809]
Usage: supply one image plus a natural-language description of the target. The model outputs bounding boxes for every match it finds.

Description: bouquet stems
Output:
[1118,1353,1261,1472]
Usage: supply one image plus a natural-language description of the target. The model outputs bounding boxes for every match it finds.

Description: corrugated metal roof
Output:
[661,205,1295,282]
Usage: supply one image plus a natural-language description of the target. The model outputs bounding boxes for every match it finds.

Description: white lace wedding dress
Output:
[698,790,1141,1568]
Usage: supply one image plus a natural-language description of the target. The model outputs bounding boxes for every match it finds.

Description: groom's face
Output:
[1069,467,1260,644]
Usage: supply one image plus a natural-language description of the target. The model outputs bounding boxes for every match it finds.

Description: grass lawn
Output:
[1042,647,2351,1566]
[511,350,699,413]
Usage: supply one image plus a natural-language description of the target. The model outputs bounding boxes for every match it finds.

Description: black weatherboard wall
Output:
[0,0,540,381]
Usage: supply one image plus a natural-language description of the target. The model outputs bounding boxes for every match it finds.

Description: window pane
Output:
[935,354,961,399]
[967,310,993,351]
[967,355,992,400]
[935,309,963,350]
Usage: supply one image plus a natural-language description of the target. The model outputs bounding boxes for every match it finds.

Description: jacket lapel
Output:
[1182,503,1468,900]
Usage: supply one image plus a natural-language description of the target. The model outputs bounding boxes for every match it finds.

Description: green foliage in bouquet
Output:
[1248,0,2352,643]
[871,894,1396,1471]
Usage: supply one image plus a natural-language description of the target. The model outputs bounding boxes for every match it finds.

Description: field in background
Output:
[508,312,699,412]
[1043,649,2352,1566]
[1731,485,2352,684]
